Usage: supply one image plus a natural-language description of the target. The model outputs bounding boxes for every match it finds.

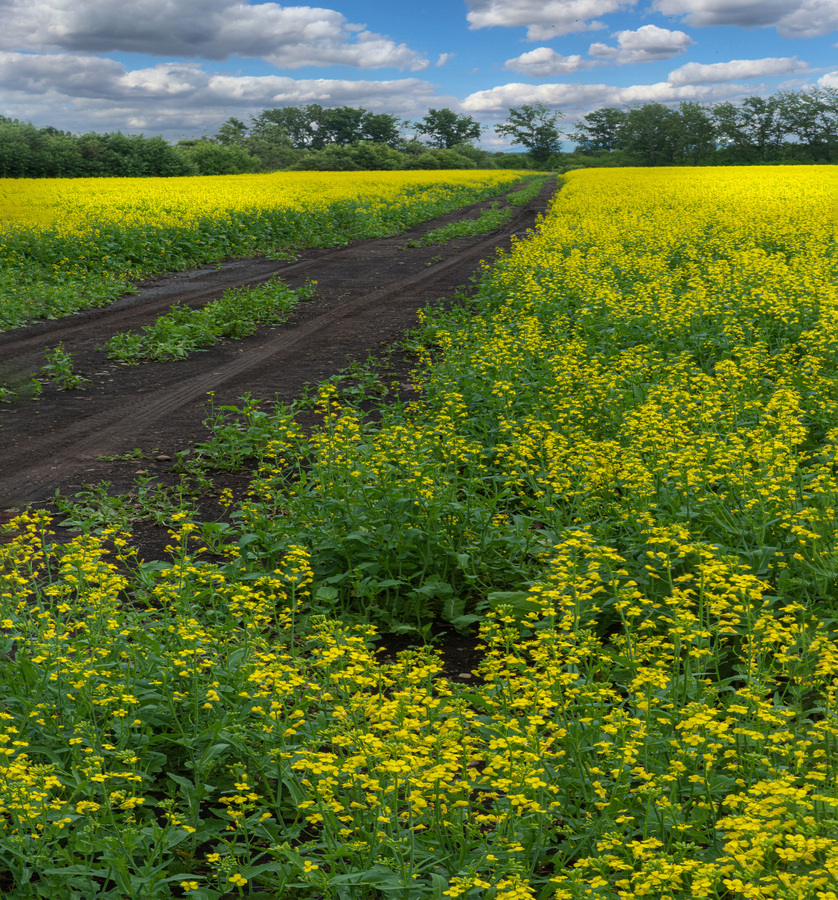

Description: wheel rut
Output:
[0,182,554,508]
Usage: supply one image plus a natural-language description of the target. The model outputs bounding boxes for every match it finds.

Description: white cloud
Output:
[462,77,756,115]
[668,56,809,84]
[465,0,637,40]
[463,82,616,113]
[0,51,440,136]
[650,0,838,38]
[588,24,695,63]
[0,0,429,70]
[503,48,593,76]
[436,53,455,67]
[777,0,838,37]
[816,70,838,88]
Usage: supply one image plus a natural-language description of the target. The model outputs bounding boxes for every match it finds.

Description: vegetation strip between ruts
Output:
[1,166,838,899]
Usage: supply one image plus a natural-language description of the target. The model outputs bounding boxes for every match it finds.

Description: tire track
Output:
[0,191,520,368]
[0,189,552,506]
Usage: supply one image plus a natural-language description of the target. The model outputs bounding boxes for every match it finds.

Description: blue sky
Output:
[0,0,835,147]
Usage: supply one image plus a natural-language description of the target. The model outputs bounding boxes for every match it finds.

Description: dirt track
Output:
[0,179,555,509]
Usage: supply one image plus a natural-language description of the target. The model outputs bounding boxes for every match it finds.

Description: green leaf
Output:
[487,590,540,616]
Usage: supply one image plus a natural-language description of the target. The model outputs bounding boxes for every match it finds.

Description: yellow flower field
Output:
[0,170,523,234]
[2,165,838,899]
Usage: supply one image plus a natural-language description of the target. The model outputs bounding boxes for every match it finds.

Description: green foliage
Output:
[4,170,838,896]
[104,278,311,363]
[288,141,410,171]
[406,202,512,246]
[176,140,259,175]
[413,108,482,150]
[40,344,89,390]
[400,177,547,247]
[489,152,536,170]
[405,148,477,170]
[504,174,553,205]
[0,121,198,178]
[495,102,564,163]
[567,87,838,165]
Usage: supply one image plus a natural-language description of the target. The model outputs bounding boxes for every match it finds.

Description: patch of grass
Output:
[40,343,89,390]
[405,202,514,247]
[104,277,312,364]
[504,173,555,206]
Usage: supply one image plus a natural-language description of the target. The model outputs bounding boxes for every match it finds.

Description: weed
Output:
[41,343,89,390]
[411,202,514,246]
[53,483,134,531]
[504,173,554,206]
[103,278,313,364]
[98,448,146,462]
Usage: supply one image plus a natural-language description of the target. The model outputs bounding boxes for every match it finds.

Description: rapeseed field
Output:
[1,166,837,899]
[0,170,523,330]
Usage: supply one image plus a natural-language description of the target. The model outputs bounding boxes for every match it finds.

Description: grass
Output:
[403,176,554,248]
[103,277,312,364]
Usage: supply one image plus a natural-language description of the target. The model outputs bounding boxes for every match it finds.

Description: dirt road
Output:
[0,179,555,508]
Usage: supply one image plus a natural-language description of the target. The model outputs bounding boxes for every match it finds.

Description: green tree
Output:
[214,117,249,147]
[405,148,477,169]
[568,108,626,154]
[450,142,495,167]
[249,105,326,150]
[775,88,838,162]
[177,139,257,174]
[320,106,367,145]
[0,119,39,177]
[674,102,716,165]
[136,135,196,176]
[361,112,403,148]
[714,96,783,163]
[495,102,564,164]
[621,103,678,166]
[414,108,482,149]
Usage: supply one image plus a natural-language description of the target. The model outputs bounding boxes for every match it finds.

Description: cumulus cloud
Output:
[465,0,637,40]
[668,56,809,84]
[650,0,838,39]
[817,70,838,88]
[462,77,756,115]
[503,48,593,76]
[588,24,695,64]
[777,0,838,37]
[0,0,429,69]
[0,51,440,136]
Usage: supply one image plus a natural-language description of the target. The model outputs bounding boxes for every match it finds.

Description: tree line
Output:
[566,88,838,167]
[0,107,493,178]
[0,87,835,178]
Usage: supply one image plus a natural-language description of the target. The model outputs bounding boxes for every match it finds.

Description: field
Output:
[0,170,524,331]
[1,165,838,899]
